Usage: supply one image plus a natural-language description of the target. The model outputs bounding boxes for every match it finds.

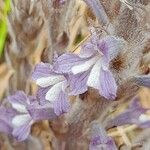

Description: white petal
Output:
[12,103,28,113]
[45,82,64,102]
[139,114,150,123]
[71,56,99,74]
[12,114,31,127]
[36,75,65,87]
[87,60,101,89]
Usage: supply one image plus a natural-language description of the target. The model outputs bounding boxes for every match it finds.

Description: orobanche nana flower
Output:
[54,34,125,100]
[32,62,70,116]
[0,91,57,141]
[7,91,34,141]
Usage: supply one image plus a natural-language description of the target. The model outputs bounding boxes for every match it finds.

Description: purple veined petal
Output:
[0,106,17,124]
[0,107,16,134]
[80,32,102,58]
[98,36,125,61]
[87,60,101,89]
[36,86,51,105]
[99,67,117,100]
[90,32,100,46]
[80,42,97,58]
[12,120,33,141]
[68,71,89,95]
[7,91,29,108]
[0,119,13,135]
[7,93,28,113]
[36,74,65,88]
[53,53,85,73]
[61,79,68,92]
[134,75,150,88]
[71,55,99,75]
[32,62,53,81]
[27,103,57,121]
[53,91,70,116]
[28,96,37,104]
[45,81,65,102]
[97,39,109,58]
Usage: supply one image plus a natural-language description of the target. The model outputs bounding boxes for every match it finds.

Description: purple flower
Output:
[5,91,57,141]
[32,62,70,116]
[27,102,57,121]
[106,97,150,129]
[89,123,117,150]
[54,35,125,100]
[68,70,90,95]
[7,91,34,141]
[0,106,16,135]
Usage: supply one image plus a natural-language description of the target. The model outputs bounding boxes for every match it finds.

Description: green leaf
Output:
[0,0,11,56]
[0,21,7,55]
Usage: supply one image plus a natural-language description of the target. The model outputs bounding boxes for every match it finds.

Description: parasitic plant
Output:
[0,0,149,149]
